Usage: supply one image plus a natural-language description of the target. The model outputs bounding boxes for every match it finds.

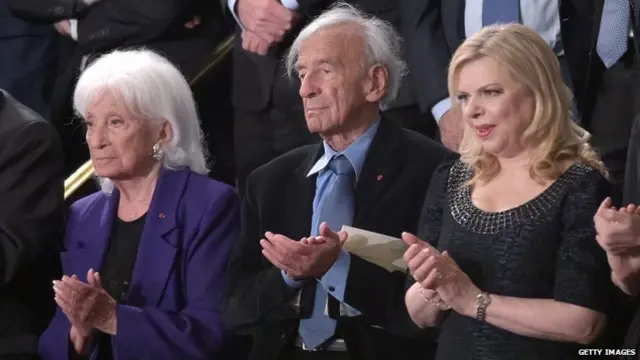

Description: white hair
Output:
[285,2,407,108]
[73,49,209,194]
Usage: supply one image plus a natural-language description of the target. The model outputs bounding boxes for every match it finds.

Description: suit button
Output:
[328,286,335,292]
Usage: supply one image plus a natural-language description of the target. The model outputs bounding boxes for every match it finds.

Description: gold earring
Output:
[152,143,163,160]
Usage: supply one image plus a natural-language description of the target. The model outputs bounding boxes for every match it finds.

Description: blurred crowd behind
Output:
[1,0,640,359]
[1,1,637,205]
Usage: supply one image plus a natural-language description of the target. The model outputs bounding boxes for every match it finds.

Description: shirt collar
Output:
[307,118,380,179]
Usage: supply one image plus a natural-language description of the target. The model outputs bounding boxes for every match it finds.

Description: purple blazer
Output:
[38,168,240,360]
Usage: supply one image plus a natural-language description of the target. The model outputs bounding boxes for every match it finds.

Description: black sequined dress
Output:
[417,160,615,360]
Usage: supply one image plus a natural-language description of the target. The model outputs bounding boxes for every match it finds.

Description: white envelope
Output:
[340,226,408,272]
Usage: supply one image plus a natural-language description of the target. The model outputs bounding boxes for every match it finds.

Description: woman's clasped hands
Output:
[594,197,640,295]
[402,232,481,317]
[52,268,118,354]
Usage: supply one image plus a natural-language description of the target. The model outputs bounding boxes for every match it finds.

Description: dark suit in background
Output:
[224,117,453,360]
[622,0,640,205]
[230,0,438,195]
[0,1,58,119]
[0,90,64,359]
[10,0,235,184]
[403,0,639,206]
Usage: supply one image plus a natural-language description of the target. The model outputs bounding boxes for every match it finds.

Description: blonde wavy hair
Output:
[449,23,607,185]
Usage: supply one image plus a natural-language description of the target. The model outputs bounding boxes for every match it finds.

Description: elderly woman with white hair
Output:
[38,49,240,360]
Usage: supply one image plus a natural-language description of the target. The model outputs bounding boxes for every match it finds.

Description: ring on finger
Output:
[435,272,443,281]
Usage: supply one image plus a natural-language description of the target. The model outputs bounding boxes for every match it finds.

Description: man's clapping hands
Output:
[260,222,347,279]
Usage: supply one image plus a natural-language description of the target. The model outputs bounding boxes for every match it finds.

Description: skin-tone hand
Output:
[261,222,347,278]
[184,16,201,29]
[403,236,450,312]
[594,198,640,295]
[54,20,71,37]
[608,250,640,295]
[439,107,464,152]
[241,30,272,55]
[301,236,327,246]
[66,270,100,354]
[402,233,481,317]
[54,270,118,336]
[594,197,640,254]
[237,0,296,44]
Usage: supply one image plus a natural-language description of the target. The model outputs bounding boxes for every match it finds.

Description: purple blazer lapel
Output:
[128,168,191,307]
[74,191,119,278]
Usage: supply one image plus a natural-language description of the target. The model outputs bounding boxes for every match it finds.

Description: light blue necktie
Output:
[597,0,630,68]
[298,155,355,350]
[482,0,520,26]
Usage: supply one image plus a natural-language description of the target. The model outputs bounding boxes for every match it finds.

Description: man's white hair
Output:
[285,2,407,108]
[73,49,209,194]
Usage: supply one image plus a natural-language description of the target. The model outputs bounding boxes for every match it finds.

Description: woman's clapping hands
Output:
[402,233,481,317]
[53,268,118,353]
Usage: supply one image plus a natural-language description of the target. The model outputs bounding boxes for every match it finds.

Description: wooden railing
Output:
[64,35,234,200]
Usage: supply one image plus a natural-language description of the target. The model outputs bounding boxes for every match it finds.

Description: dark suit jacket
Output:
[8,0,227,55]
[224,116,454,360]
[0,90,64,356]
[38,169,240,360]
[400,0,614,129]
[230,0,403,112]
[0,2,58,118]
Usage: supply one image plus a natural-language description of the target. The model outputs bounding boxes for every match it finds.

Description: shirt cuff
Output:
[280,0,300,10]
[227,0,245,30]
[69,19,78,41]
[281,270,306,288]
[318,249,351,302]
[431,97,453,125]
[318,250,361,316]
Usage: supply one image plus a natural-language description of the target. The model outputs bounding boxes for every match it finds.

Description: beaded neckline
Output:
[447,161,593,234]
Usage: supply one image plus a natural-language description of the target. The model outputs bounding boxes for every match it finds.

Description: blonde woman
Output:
[403,24,614,360]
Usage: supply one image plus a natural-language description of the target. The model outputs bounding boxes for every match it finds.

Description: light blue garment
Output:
[281,119,379,349]
[597,0,630,68]
[298,154,355,349]
[482,0,520,25]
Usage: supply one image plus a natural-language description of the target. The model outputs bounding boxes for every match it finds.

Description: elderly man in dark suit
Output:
[228,0,438,195]
[224,4,453,360]
[0,89,64,360]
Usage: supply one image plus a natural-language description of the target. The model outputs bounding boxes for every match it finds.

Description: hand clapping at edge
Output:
[402,232,481,317]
